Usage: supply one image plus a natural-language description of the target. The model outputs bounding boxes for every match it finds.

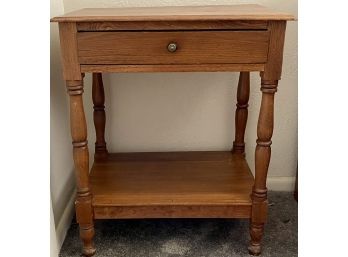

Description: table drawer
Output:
[77,31,270,65]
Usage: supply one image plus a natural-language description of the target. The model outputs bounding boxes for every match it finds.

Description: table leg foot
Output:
[80,225,96,256]
[248,222,264,256]
[248,245,261,256]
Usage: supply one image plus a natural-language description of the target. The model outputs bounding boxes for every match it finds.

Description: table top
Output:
[51,4,294,22]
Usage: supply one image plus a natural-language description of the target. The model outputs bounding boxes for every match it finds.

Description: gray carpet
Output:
[60,192,297,257]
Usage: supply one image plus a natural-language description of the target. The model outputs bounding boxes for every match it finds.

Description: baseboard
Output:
[267,176,296,191]
[56,190,76,251]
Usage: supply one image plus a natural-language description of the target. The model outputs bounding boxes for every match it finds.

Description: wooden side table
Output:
[51,5,294,256]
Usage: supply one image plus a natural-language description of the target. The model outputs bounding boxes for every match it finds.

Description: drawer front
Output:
[77,31,270,65]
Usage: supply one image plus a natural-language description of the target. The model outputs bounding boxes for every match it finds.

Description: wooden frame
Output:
[52,5,294,256]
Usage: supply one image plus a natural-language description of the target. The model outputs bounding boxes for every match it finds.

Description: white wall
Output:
[51,0,297,255]
[50,0,76,255]
[50,199,59,257]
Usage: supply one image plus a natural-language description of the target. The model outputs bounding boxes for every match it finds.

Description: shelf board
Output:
[90,151,254,219]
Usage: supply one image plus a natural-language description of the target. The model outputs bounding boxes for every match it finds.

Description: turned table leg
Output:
[248,20,286,255]
[232,72,250,154]
[66,78,96,257]
[248,79,278,256]
[92,73,108,161]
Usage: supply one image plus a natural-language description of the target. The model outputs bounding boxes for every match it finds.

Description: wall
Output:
[50,0,76,255]
[50,200,59,257]
[51,0,297,255]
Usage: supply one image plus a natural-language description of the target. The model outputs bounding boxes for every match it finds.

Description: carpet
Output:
[59,192,297,257]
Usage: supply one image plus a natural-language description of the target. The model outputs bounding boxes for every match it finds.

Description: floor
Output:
[59,192,297,257]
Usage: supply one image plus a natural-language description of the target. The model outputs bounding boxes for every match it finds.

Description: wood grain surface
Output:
[66,79,96,256]
[94,205,251,219]
[90,152,254,209]
[92,73,108,161]
[77,31,270,65]
[58,23,81,80]
[51,5,295,22]
[232,72,250,154]
[262,21,287,80]
[80,64,265,73]
[76,20,268,31]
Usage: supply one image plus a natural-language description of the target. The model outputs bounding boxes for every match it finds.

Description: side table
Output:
[51,5,294,256]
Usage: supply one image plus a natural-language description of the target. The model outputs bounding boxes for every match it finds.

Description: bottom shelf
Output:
[90,151,254,219]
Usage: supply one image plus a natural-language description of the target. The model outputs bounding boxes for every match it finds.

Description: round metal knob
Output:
[167,42,177,53]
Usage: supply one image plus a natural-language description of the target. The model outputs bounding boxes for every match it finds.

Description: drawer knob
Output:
[167,42,177,53]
